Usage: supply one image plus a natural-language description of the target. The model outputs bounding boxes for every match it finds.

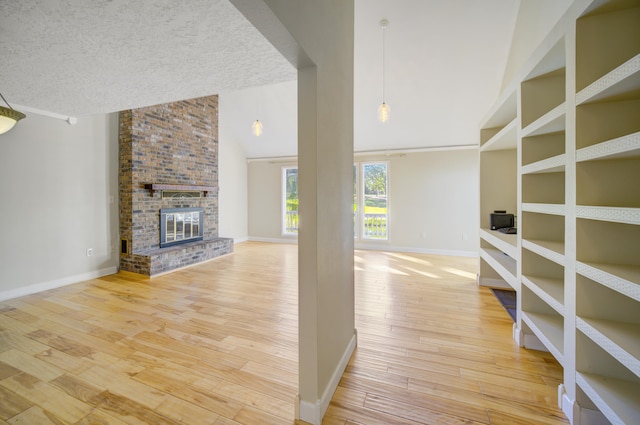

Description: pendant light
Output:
[252,90,263,137]
[377,19,390,123]
[252,119,263,137]
[0,92,26,134]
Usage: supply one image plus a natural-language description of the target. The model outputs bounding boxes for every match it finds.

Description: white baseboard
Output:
[233,236,249,244]
[557,387,609,425]
[246,237,478,258]
[0,266,118,302]
[247,236,298,244]
[559,384,575,423]
[354,243,477,258]
[298,330,357,425]
[513,323,524,346]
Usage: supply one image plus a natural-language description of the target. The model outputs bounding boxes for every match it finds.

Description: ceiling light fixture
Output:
[252,119,263,137]
[0,92,26,134]
[377,19,390,123]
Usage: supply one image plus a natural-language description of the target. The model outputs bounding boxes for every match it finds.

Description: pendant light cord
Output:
[381,22,386,103]
[0,92,16,110]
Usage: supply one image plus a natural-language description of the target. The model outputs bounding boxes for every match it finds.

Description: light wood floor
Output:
[0,242,568,424]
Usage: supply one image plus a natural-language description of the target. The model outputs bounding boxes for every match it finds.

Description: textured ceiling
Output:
[0,0,296,116]
[1,0,571,158]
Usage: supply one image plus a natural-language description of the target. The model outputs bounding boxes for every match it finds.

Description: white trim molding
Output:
[0,266,117,302]
[354,243,477,258]
[297,330,357,425]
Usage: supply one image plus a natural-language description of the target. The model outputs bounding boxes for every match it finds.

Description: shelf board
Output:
[521,311,565,365]
[522,275,565,315]
[479,228,518,260]
[577,317,640,377]
[480,89,517,130]
[521,103,566,137]
[522,239,565,266]
[576,206,640,226]
[576,261,640,302]
[480,119,518,152]
[576,372,640,425]
[522,153,566,174]
[480,248,517,289]
[577,54,640,105]
[522,203,566,216]
[144,183,218,195]
[576,131,640,162]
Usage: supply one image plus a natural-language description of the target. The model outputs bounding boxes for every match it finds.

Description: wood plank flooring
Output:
[0,242,568,424]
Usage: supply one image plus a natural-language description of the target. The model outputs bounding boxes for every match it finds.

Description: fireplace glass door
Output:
[160,207,204,247]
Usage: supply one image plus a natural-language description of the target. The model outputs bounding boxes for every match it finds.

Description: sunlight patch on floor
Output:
[401,266,441,279]
[375,265,409,276]
[385,252,433,266]
[440,266,476,280]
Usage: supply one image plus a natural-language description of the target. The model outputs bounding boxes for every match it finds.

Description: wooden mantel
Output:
[144,183,218,196]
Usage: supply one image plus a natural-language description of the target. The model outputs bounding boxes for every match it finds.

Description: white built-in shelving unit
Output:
[478,89,519,291]
[478,1,640,424]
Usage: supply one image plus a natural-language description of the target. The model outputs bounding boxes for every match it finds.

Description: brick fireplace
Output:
[118,95,233,276]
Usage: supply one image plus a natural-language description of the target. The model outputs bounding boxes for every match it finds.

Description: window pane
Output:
[354,164,358,238]
[284,168,299,234]
[363,163,387,239]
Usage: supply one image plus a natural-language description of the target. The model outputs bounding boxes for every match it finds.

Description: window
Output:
[355,161,388,240]
[282,167,298,234]
[282,162,388,239]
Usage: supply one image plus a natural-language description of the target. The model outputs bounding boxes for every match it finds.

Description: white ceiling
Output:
[2,1,561,158]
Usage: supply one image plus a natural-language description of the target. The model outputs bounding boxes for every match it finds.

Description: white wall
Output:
[246,158,297,242]
[218,122,249,242]
[0,113,119,300]
[247,148,479,256]
[501,0,573,91]
[366,148,479,256]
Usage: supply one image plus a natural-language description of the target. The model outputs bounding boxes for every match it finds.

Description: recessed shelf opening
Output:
[522,212,565,244]
[479,150,517,229]
[521,286,564,361]
[521,68,566,128]
[522,285,563,318]
[577,218,640,268]
[577,98,640,150]
[577,157,640,208]
[522,131,566,166]
[576,4,640,91]
[479,256,514,289]
[577,274,640,325]
[522,172,565,204]
[522,249,565,311]
[577,331,638,383]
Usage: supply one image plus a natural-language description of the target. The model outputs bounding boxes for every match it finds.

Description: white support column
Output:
[230,2,356,424]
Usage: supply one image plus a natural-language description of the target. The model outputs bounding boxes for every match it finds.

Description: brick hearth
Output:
[118,95,233,276]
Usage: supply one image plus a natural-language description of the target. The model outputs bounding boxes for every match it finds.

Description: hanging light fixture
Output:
[252,119,263,136]
[377,19,390,123]
[252,91,263,137]
[0,92,26,134]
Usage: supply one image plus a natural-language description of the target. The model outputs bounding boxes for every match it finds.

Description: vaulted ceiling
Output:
[0,0,571,158]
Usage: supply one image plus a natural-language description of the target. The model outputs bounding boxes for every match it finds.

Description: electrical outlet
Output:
[86,248,93,257]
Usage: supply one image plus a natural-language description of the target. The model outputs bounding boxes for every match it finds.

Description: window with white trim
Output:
[282,167,298,235]
[355,161,388,240]
[281,162,389,239]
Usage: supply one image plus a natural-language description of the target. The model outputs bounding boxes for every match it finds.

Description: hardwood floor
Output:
[0,242,568,424]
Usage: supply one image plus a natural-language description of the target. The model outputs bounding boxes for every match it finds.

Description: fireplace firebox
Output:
[160,207,204,247]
